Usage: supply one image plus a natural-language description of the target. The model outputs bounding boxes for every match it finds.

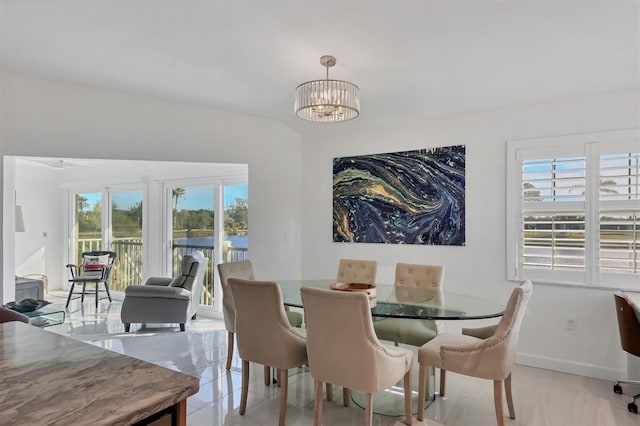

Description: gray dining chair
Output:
[416,280,532,426]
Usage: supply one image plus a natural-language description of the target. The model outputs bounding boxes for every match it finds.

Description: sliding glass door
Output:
[110,189,144,287]
[70,186,145,291]
[163,179,248,310]
[171,184,215,306]
[73,191,104,256]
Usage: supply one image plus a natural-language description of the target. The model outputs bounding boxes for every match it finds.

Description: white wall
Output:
[0,69,303,302]
[299,88,639,380]
[14,162,63,288]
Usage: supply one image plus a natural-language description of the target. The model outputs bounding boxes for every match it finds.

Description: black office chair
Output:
[66,251,117,309]
[613,291,640,414]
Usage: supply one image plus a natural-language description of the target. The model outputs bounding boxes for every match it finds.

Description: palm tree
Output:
[172,188,186,227]
[76,195,89,212]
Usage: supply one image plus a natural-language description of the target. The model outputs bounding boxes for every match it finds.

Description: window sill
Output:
[509,278,640,293]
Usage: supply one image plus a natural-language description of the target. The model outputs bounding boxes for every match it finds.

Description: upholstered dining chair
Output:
[416,280,532,426]
[374,263,445,346]
[0,306,29,323]
[228,278,307,426]
[336,258,377,284]
[217,260,303,375]
[301,287,414,426]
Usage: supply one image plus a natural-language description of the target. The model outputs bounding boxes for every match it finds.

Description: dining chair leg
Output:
[417,364,426,421]
[226,332,234,371]
[403,369,413,425]
[314,380,323,426]
[278,369,288,426]
[240,360,249,415]
[440,369,446,397]
[365,392,373,426]
[81,283,86,302]
[326,383,333,401]
[504,373,515,419]
[342,388,350,407]
[493,380,505,426]
[95,283,99,309]
[264,365,271,386]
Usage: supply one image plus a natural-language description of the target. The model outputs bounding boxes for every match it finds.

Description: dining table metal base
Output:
[349,364,435,417]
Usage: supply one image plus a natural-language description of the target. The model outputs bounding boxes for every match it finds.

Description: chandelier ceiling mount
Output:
[294,55,360,123]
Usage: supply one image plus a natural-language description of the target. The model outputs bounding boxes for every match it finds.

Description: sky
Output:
[80,184,248,211]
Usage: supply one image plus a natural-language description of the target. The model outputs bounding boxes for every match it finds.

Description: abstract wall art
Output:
[333,145,465,245]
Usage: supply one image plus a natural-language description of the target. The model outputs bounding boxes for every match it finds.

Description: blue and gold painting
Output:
[333,145,465,245]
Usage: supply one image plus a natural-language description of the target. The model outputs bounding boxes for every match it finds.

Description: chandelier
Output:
[295,55,360,123]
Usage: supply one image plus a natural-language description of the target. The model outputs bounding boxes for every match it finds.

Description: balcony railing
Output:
[75,238,249,306]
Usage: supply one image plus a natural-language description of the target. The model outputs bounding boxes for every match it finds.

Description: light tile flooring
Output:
[43,292,638,426]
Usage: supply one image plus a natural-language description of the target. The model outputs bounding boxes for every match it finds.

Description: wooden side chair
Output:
[65,251,117,308]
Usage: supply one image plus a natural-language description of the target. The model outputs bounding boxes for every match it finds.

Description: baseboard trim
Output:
[517,352,624,381]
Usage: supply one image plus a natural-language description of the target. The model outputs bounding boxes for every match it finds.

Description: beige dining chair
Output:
[218,260,303,374]
[228,278,307,426]
[374,263,445,346]
[416,280,532,426]
[336,258,377,284]
[301,287,413,426]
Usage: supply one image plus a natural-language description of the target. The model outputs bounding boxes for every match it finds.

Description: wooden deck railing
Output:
[75,238,249,306]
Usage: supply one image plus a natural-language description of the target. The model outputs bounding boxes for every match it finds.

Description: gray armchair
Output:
[121,251,207,332]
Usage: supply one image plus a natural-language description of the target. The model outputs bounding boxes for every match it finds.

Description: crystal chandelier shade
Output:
[294,56,360,123]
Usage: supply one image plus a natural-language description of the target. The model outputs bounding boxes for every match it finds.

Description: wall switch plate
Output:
[566,314,577,331]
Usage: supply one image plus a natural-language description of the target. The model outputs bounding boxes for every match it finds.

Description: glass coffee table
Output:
[24,305,66,328]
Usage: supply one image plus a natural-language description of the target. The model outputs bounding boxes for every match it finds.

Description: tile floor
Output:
[43,292,638,426]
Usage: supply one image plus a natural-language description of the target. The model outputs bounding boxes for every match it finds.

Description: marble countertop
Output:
[0,322,199,425]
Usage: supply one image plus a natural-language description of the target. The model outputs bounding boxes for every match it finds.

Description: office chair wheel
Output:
[628,402,638,414]
[614,384,623,394]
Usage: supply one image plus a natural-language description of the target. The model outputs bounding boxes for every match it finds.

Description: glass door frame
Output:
[162,177,221,313]
[162,176,248,313]
[67,183,147,292]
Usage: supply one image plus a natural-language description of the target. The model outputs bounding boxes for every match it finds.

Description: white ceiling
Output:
[1,1,638,131]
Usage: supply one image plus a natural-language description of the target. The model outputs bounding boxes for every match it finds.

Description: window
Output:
[71,186,145,290]
[507,129,639,288]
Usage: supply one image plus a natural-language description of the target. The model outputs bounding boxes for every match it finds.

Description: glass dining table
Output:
[278,279,505,321]
[277,279,506,416]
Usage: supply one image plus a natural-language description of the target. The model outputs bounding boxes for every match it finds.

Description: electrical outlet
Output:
[566,315,577,331]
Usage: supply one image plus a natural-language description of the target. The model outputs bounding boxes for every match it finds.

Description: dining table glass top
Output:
[278,279,505,320]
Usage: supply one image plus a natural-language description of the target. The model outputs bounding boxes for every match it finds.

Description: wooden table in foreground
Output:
[0,322,199,426]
